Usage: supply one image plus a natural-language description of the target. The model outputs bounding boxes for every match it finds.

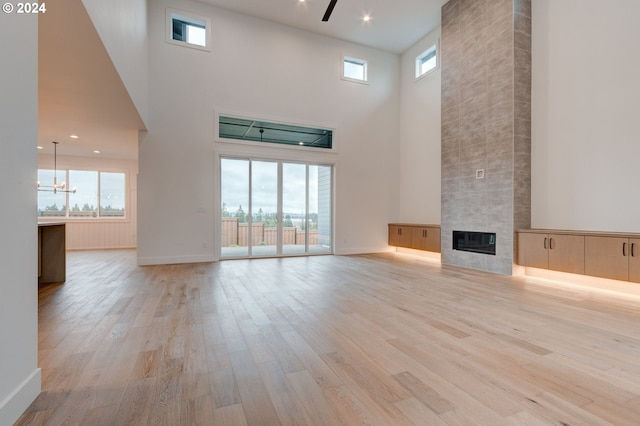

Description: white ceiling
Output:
[196,0,447,54]
[37,0,446,161]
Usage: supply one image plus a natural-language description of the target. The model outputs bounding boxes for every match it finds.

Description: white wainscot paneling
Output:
[66,220,136,250]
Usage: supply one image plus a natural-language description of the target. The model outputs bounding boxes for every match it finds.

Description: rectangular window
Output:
[100,173,126,217]
[37,169,67,217]
[69,170,98,217]
[218,115,333,150]
[343,56,368,82]
[38,169,126,219]
[166,8,211,50]
[416,42,438,79]
[173,18,206,46]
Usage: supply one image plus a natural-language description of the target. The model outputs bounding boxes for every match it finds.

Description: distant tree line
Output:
[221,203,318,230]
[39,203,124,213]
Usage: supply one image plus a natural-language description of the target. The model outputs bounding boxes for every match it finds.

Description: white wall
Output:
[532,0,640,233]
[37,155,138,250]
[0,13,40,425]
[82,0,149,125]
[138,0,400,264]
[394,28,442,224]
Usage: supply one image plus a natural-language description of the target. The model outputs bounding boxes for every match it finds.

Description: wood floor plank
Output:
[229,349,282,425]
[213,403,248,426]
[285,369,345,425]
[393,371,455,415]
[210,367,241,409]
[15,249,640,425]
[394,397,448,425]
[257,360,312,425]
[111,377,154,425]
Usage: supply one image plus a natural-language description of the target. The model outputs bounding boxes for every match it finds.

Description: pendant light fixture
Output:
[37,141,77,194]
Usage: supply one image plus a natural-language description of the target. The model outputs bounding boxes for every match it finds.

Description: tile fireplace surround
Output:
[440,0,531,275]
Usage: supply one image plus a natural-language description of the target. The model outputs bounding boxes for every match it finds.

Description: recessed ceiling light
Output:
[70,134,79,139]
[93,150,101,154]
[37,146,43,150]
[363,15,371,22]
[299,141,304,145]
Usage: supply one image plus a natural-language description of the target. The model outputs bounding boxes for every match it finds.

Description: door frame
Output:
[217,155,335,260]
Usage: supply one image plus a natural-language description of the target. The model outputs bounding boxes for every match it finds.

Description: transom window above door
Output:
[218,115,333,150]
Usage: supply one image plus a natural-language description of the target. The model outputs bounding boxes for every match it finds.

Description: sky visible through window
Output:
[186,24,206,46]
[221,159,320,221]
[344,58,366,81]
[417,44,437,78]
[37,169,125,216]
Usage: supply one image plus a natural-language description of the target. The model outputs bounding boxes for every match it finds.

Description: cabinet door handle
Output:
[549,238,554,250]
[633,243,636,257]
[623,242,627,257]
[424,230,428,238]
[544,237,547,249]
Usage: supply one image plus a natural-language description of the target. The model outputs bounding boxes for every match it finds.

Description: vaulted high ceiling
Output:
[38,0,445,160]
[38,0,144,160]
[196,0,447,54]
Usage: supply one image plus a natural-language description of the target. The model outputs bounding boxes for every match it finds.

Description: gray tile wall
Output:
[441,0,531,275]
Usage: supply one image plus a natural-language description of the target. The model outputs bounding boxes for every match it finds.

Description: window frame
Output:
[341,55,369,84]
[215,110,339,154]
[165,8,212,51]
[37,168,129,221]
[415,41,439,81]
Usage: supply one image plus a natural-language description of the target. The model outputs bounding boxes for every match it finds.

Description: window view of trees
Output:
[221,203,318,230]
[220,158,332,257]
[38,169,126,218]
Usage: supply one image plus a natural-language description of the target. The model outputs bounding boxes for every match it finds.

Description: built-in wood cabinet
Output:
[517,229,640,284]
[630,238,640,283]
[585,236,640,283]
[411,226,441,252]
[388,225,413,248]
[389,224,441,253]
[517,231,584,274]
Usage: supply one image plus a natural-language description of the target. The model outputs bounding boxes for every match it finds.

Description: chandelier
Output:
[37,141,77,194]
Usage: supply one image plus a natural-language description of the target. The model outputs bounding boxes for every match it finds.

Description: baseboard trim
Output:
[0,368,41,426]
[137,254,215,266]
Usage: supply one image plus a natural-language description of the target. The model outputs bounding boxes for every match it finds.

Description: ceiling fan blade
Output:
[322,0,338,21]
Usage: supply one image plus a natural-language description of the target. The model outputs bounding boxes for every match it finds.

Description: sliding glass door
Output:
[282,162,307,255]
[220,158,333,258]
[251,160,278,256]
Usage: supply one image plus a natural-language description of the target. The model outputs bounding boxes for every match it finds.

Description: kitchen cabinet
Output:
[38,222,66,284]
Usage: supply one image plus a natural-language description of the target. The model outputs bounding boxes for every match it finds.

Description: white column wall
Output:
[82,0,149,125]
[0,12,41,426]
[395,28,442,224]
[532,0,640,232]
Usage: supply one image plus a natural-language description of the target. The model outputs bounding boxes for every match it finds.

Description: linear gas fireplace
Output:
[453,231,496,256]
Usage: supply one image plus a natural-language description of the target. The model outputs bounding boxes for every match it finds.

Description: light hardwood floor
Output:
[16,250,640,425]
